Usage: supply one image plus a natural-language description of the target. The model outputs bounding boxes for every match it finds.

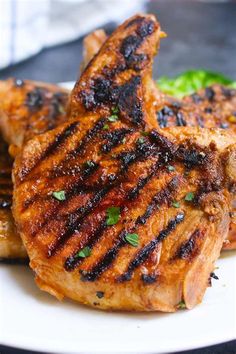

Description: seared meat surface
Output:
[0,80,69,259]
[155,85,236,249]
[0,79,69,156]
[0,136,26,259]
[13,14,236,311]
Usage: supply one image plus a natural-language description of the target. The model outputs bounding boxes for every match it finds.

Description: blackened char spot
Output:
[205,87,215,102]
[102,128,132,153]
[177,146,206,169]
[141,273,157,284]
[191,93,202,104]
[136,20,155,38]
[120,35,142,59]
[118,76,144,126]
[25,88,44,111]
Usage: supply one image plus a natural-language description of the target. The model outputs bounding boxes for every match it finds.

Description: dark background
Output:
[0,1,235,353]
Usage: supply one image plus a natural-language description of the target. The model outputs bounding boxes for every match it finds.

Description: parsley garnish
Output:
[111,107,119,114]
[108,115,118,122]
[141,131,149,136]
[138,137,145,144]
[103,124,109,130]
[172,201,180,208]
[167,165,175,172]
[185,192,195,202]
[76,246,91,258]
[177,300,186,309]
[85,160,95,168]
[106,207,120,226]
[52,190,66,201]
[125,233,139,247]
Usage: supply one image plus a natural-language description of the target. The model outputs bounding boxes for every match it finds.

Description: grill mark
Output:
[22,119,121,209]
[47,141,158,256]
[173,229,202,260]
[64,218,108,271]
[118,213,185,282]
[80,177,180,281]
[64,162,164,271]
[19,121,79,181]
[51,118,106,178]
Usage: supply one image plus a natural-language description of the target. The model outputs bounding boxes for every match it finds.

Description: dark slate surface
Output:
[0,0,235,353]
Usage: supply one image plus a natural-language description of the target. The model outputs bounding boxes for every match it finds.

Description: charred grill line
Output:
[173,229,202,260]
[64,218,108,271]
[80,177,180,281]
[47,187,110,257]
[118,213,185,282]
[47,140,159,257]
[64,163,164,271]
[50,118,106,178]
[19,121,79,181]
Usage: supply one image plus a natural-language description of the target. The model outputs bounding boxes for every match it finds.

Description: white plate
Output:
[0,83,236,354]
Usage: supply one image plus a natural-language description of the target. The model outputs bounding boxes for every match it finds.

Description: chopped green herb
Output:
[103,124,109,130]
[138,137,145,144]
[177,300,186,309]
[172,201,180,208]
[167,165,175,172]
[76,246,91,258]
[125,233,139,247]
[111,106,119,114]
[96,291,104,299]
[106,206,120,226]
[185,192,195,202]
[52,190,66,201]
[85,160,95,168]
[108,115,118,122]
[141,131,149,136]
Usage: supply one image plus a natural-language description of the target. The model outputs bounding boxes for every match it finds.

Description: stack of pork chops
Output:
[0,14,235,312]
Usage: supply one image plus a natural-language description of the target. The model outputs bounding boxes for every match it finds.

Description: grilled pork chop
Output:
[13,14,236,311]
[0,135,26,259]
[79,27,236,250]
[0,78,69,156]
[0,80,69,259]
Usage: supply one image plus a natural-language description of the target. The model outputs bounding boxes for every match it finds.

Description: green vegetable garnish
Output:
[157,70,236,99]
[106,206,120,226]
[125,233,139,247]
[138,137,145,144]
[85,160,95,168]
[76,246,91,258]
[177,300,186,309]
[52,190,66,201]
[185,192,195,202]
[172,201,180,208]
[103,124,109,130]
[111,107,119,114]
[167,165,175,172]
